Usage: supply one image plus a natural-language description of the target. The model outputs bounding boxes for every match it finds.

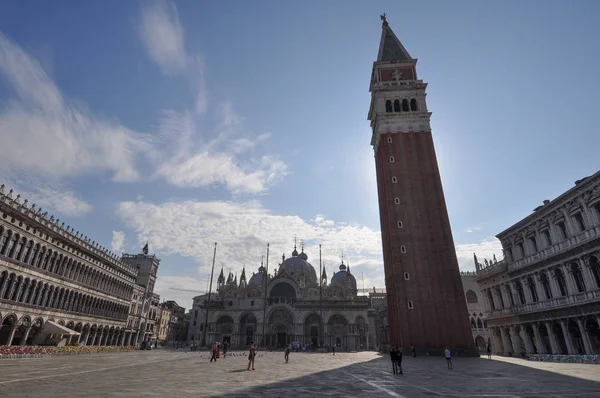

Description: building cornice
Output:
[0,184,137,277]
[496,171,600,241]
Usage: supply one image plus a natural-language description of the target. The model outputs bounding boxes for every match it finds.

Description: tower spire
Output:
[377,15,412,61]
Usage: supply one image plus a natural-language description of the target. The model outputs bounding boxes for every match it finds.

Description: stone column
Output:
[576,318,594,354]
[492,288,504,309]
[532,275,545,302]
[580,258,597,290]
[0,274,8,298]
[491,328,502,354]
[521,278,533,304]
[120,332,126,346]
[559,320,575,354]
[545,322,560,354]
[500,327,511,355]
[20,328,31,346]
[509,325,524,356]
[519,325,534,354]
[14,280,26,302]
[561,264,576,294]
[6,326,17,347]
[500,285,512,308]
[531,323,546,354]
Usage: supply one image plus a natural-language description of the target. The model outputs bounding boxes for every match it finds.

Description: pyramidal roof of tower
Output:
[377,20,412,62]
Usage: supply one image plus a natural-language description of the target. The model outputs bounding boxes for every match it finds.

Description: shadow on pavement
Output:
[208,354,600,398]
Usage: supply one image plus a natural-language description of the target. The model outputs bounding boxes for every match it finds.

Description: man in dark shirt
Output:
[395,346,403,374]
[390,347,398,374]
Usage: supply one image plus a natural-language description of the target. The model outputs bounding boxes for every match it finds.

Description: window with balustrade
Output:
[570,263,586,292]
[540,272,552,299]
[554,268,567,296]
[527,277,538,302]
[556,221,568,240]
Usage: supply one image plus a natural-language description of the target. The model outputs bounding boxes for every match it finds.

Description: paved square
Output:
[0,349,599,397]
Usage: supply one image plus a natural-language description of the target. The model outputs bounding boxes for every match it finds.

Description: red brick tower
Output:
[368,16,476,355]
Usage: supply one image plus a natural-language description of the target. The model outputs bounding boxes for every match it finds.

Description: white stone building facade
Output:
[0,186,134,346]
[461,271,491,351]
[195,245,373,350]
[476,172,600,356]
[0,186,163,347]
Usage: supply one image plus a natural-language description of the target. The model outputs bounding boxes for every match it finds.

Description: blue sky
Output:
[1,0,599,307]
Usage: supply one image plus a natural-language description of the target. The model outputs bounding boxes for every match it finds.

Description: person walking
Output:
[411,345,416,358]
[210,342,218,362]
[284,344,291,363]
[332,344,335,356]
[444,346,452,370]
[486,345,492,360]
[247,341,256,371]
[390,347,398,374]
[396,346,403,375]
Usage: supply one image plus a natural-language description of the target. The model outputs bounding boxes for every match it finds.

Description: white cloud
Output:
[118,199,507,291]
[154,275,210,310]
[2,178,92,218]
[465,226,481,233]
[0,33,151,182]
[153,101,286,194]
[138,0,186,76]
[117,199,385,288]
[111,231,125,254]
[455,237,503,271]
[137,0,207,114]
[157,153,287,194]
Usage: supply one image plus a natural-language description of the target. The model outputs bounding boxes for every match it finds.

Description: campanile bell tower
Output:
[369,15,476,355]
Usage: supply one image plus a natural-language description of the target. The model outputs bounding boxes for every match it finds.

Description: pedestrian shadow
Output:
[228,369,250,373]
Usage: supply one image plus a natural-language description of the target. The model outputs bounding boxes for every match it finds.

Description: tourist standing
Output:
[444,346,452,370]
[223,341,228,358]
[210,342,218,362]
[332,345,335,356]
[284,344,291,363]
[411,345,416,358]
[486,345,492,360]
[390,347,398,374]
[247,341,256,371]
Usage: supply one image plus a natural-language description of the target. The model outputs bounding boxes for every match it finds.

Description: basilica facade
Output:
[476,171,600,356]
[195,245,374,350]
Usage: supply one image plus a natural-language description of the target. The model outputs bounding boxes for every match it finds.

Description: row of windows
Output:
[1,211,132,280]
[486,259,600,311]
[508,202,600,261]
[385,98,419,113]
[0,226,132,299]
[0,270,128,320]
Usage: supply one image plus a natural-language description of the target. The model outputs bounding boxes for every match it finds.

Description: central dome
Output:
[280,256,317,282]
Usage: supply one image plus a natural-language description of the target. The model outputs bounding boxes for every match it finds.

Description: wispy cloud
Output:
[138,0,186,76]
[0,33,151,182]
[1,179,93,218]
[138,0,207,114]
[111,231,126,254]
[465,226,481,233]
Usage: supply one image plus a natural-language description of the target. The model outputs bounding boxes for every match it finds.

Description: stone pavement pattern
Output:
[0,350,599,397]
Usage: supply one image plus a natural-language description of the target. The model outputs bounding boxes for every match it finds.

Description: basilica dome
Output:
[330,261,357,291]
[248,265,266,287]
[279,255,317,283]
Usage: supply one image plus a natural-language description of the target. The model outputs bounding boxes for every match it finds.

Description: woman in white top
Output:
[444,346,452,370]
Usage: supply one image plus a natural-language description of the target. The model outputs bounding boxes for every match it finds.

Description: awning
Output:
[43,320,81,336]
